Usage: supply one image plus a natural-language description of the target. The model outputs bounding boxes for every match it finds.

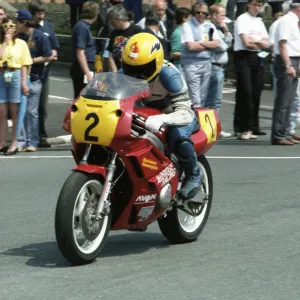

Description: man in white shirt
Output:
[271,0,300,145]
[205,4,233,138]
[181,2,220,108]
[233,0,269,140]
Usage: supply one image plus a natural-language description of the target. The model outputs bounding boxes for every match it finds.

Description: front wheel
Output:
[158,154,213,244]
[55,172,111,265]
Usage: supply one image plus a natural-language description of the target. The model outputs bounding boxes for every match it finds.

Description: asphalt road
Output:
[0,69,300,300]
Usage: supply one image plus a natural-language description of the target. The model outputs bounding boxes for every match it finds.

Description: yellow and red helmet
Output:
[122,32,164,82]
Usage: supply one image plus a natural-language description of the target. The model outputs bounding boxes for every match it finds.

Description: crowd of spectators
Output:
[1,0,300,157]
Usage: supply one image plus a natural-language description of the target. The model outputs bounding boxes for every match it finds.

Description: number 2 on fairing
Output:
[205,114,214,138]
[84,113,99,142]
[198,110,217,143]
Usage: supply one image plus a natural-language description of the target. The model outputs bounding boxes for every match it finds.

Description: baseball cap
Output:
[15,10,32,21]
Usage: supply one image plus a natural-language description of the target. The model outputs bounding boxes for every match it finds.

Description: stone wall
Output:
[7,2,70,27]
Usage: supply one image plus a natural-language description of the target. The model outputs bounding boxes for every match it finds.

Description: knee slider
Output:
[176,138,195,162]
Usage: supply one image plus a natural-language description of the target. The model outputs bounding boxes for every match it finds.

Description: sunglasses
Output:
[3,24,16,29]
[196,11,209,16]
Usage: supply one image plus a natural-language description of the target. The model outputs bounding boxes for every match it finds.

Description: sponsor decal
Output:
[150,40,161,55]
[142,158,158,170]
[128,42,140,59]
[135,194,157,204]
[156,163,176,186]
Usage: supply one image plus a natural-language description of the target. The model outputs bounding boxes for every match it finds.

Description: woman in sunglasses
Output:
[0,17,32,155]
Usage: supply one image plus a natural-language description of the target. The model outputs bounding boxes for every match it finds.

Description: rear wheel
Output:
[55,172,111,265]
[158,154,213,243]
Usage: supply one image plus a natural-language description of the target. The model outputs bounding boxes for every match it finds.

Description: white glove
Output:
[145,114,168,133]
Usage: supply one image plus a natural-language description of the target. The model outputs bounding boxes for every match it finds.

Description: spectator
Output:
[106,4,142,72]
[181,2,220,108]
[271,0,300,145]
[96,0,124,37]
[144,11,169,60]
[205,4,232,138]
[28,0,60,148]
[0,16,32,155]
[170,7,191,77]
[16,10,52,152]
[0,6,12,129]
[269,11,285,98]
[70,1,99,99]
[233,0,269,140]
[136,0,175,43]
[0,6,6,27]
[96,0,124,56]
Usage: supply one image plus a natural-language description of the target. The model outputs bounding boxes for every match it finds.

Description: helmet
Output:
[122,32,164,82]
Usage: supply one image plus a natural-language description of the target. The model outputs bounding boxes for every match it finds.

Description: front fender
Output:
[72,164,107,178]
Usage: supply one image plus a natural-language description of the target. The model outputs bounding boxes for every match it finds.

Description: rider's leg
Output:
[167,117,202,199]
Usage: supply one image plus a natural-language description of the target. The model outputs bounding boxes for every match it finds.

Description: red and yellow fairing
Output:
[71,97,122,146]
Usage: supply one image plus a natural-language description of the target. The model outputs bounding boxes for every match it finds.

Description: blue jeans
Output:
[167,116,199,175]
[0,69,21,103]
[17,79,30,141]
[23,80,42,147]
[183,63,211,108]
[204,64,224,113]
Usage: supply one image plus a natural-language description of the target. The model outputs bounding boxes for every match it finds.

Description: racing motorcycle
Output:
[55,72,221,265]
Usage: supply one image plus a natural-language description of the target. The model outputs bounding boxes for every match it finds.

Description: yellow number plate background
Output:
[71,97,121,146]
[198,109,217,144]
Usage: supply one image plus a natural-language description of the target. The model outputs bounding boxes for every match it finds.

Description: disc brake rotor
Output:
[81,193,103,241]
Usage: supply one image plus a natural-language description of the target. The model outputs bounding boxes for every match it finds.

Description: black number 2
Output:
[205,114,215,138]
[84,113,99,142]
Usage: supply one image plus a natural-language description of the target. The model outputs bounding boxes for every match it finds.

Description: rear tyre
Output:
[55,172,111,265]
[158,154,213,243]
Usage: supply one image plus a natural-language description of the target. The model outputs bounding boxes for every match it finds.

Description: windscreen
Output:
[81,72,149,100]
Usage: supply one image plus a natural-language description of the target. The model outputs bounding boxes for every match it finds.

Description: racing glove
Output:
[145,114,168,133]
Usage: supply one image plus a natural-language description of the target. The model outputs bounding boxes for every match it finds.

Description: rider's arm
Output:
[159,65,195,126]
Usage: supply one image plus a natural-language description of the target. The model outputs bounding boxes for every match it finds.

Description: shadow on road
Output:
[0,232,169,268]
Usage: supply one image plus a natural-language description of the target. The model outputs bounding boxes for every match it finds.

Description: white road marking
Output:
[222,88,236,94]
[222,99,273,110]
[49,76,71,82]
[49,95,73,101]
[1,156,300,160]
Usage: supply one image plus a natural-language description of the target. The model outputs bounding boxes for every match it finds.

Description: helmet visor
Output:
[122,59,156,80]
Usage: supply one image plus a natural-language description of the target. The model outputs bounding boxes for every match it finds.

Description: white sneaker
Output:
[25,146,37,152]
[237,131,257,140]
[219,131,232,138]
[7,120,12,128]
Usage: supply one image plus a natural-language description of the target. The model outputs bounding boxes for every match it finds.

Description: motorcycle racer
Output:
[122,32,202,200]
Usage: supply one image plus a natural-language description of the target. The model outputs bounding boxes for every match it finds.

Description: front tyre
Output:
[55,172,111,265]
[158,154,213,244]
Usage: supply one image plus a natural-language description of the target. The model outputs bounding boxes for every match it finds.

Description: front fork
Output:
[95,152,118,220]
[80,144,118,220]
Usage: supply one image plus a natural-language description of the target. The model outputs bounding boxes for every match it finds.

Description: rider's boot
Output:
[181,163,203,200]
